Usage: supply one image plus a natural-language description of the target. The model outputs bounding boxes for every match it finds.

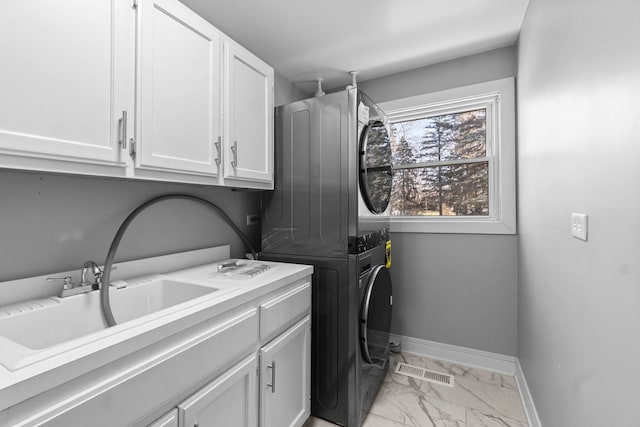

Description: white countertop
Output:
[0,246,312,412]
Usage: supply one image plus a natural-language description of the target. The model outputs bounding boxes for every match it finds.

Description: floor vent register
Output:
[394,362,455,387]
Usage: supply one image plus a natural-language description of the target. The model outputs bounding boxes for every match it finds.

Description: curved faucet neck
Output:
[80,260,102,286]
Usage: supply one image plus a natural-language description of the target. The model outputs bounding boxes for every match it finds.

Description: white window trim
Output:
[379,77,516,235]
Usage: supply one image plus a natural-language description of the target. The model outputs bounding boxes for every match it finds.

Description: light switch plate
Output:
[571,213,588,241]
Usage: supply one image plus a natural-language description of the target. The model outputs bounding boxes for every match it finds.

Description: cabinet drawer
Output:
[260,282,311,340]
[15,309,258,427]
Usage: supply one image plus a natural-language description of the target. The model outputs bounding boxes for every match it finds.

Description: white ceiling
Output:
[181,0,529,92]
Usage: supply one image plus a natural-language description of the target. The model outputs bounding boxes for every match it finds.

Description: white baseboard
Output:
[515,358,542,427]
[390,334,542,427]
[390,334,516,374]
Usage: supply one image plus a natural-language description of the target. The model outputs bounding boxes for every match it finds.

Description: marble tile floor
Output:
[303,352,528,427]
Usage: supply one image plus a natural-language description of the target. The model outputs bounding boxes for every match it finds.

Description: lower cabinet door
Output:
[260,316,311,427]
[178,355,257,427]
[149,409,179,427]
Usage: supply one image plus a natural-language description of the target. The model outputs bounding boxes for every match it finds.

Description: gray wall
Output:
[360,47,519,356]
[517,0,640,425]
[274,72,309,106]
[390,233,518,355]
[0,73,305,286]
[0,171,259,283]
[359,45,517,103]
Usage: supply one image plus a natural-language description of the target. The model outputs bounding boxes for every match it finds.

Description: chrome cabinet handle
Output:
[230,140,238,168]
[214,136,221,167]
[267,361,276,393]
[118,111,127,149]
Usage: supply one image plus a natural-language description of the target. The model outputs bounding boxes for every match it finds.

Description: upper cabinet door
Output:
[225,41,274,185]
[137,0,222,177]
[0,0,134,172]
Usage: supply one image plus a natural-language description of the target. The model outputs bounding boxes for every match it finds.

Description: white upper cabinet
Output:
[136,0,222,179]
[224,40,274,187]
[0,0,273,188]
[0,0,134,175]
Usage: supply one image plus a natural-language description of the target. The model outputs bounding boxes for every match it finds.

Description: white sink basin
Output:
[0,278,222,360]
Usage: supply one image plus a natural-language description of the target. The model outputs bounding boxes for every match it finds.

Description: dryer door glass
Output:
[360,120,392,214]
[361,265,393,367]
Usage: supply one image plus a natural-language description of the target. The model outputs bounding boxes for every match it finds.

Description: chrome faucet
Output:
[80,260,103,289]
[48,260,107,298]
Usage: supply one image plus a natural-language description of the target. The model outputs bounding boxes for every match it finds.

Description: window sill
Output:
[388,217,516,235]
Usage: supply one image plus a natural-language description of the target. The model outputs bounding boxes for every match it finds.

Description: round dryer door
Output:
[359,120,392,214]
[361,265,393,367]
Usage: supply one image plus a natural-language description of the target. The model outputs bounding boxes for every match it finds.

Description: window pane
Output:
[391,109,486,165]
[391,162,489,216]
[390,168,423,216]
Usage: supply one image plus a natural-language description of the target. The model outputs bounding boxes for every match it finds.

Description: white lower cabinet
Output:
[259,316,311,427]
[0,277,311,427]
[4,309,259,427]
[177,355,257,427]
[149,409,179,427]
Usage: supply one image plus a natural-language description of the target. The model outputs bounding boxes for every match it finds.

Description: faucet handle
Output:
[47,276,74,290]
[80,261,117,287]
[94,266,117,286]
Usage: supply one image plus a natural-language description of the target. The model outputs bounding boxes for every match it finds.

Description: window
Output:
[391,108,489,217]
[379,78,516,234]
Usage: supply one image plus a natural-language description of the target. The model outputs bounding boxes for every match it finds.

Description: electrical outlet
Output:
[571,213,588,241]
[246,214,259,226]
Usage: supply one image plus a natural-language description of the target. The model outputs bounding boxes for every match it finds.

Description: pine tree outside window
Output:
[391,108,488,217]
[379,78,516,234]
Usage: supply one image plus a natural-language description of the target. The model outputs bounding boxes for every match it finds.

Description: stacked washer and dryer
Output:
[261,85,394,427]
